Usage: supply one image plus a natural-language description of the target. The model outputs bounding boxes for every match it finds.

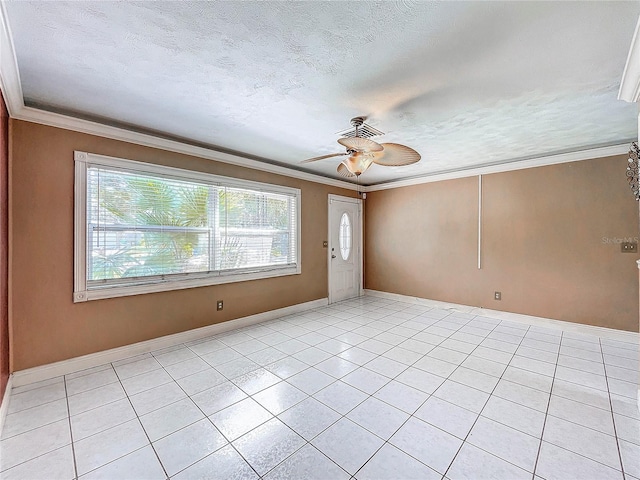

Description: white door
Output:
[328,195,361,303]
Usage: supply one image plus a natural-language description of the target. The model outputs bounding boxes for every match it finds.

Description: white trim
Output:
[619,16,640,103]
[363,144,632,192]
[364,289,639,343]
[0,0,17,436]
[74,151,302,302]
[73,155,87,301]
[477,174,482,270]
[19,107,359,191]
[0,1,23,116]
[11,105,636,194]
[79,268,302,303]
[328,195,363,304]
[0,375,13,439]
[12,298,328,387]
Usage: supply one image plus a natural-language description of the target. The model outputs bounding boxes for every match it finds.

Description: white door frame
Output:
[328,194,363,304]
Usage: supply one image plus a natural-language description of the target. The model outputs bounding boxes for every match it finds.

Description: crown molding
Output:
[363,143,633,192]
[0,1,23,116]
[15,106,360,191]
[10,107,634,194]
[619,16,640,103]
[13,108,635,195]
[0,4,635,193]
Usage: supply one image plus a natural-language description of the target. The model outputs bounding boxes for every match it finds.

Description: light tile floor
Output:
[1,296,639,479]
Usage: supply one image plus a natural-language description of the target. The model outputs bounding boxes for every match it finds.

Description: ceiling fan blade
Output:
[337,162,356,178]
[337,137,383,153]
[300,152,347,164]
[372,143,421,166]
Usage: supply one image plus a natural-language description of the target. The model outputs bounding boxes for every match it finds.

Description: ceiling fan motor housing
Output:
[350,117,365,128]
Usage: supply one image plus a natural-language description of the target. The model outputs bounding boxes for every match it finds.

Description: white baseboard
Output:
[364,289,638,343]
[366,290,478,313]
[0,374,13,438]
[12,298,328,388]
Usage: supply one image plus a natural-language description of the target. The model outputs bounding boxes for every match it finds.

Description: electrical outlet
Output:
[621,242,638,253]
[216,300,223,311]
[494,291,501,301]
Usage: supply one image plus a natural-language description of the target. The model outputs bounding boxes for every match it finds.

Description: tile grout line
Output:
[349,309,545,477]
[529,340,635,475]
[498,341,639,414]
[316,306,535,473]
[530,330,562,479]
[251,304,424,411]
[0,382,98,474]
[468,340,636,442]
[441,318,531,478]
[123,309,352,472]
[221,299,419,478]
[97,348,257,473]
[0,399,73,440]
[111,362,170,480]
[298,304,632,475]
[349,309,481,478]
[256,301,452,477]
[168,306,398,478]
[63,375,80,480]
[254,425,346,479]
[302,308,462,413]
[245,304,425,477]
[152,348,267,480]
[599,337,627,479]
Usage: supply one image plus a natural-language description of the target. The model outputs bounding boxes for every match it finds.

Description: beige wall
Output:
[9,120,356,370]
[9,120,638,371]
[365,156,640,332]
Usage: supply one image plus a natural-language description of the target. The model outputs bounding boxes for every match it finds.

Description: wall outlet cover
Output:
[621,242,638,253]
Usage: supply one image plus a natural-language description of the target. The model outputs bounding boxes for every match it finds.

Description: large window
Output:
[74,152,300,302]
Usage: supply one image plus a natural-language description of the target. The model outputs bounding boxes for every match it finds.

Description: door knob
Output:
[331,254,336,259]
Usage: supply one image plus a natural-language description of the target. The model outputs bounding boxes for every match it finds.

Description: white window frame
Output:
[73,151,301,302]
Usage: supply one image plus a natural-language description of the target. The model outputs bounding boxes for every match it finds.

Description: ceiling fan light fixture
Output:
[300,116,421,180]
[344,152,374,176]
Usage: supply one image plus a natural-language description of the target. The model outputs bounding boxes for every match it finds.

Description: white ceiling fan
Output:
[301,117,421,177]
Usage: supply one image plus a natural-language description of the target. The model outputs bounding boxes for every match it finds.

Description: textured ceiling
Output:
[5,1,640,184]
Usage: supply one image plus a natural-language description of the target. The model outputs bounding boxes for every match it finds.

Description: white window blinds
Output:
[82,160,299,293]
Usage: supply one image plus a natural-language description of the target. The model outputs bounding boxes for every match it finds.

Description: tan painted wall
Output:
[365,156,640,332]
[9,120,356,370]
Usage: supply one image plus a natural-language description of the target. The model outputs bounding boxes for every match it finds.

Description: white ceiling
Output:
[5,1,640,185]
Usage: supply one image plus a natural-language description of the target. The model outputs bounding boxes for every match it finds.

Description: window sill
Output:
[73,266,301,302]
